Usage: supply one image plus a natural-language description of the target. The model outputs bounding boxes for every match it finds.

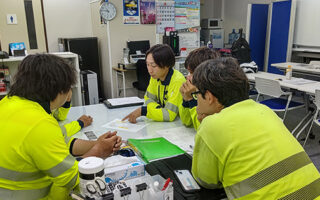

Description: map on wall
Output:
[175,0,200,30]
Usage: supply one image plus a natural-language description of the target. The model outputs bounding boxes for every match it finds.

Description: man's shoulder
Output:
[171,69,186,84]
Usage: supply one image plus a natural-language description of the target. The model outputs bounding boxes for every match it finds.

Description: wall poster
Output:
[123,0,140,24]
[175,0,200,30]
[140,0,156,24]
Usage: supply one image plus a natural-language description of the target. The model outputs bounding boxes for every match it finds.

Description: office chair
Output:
[132,59,150,97]
[255,77,304,122]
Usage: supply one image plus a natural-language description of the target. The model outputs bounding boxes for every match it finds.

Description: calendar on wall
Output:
[156,1,175,34]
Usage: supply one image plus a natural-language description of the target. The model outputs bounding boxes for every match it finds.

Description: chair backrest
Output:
[314,90,320,109]
[135,59,150,91]
[255,77,283,98]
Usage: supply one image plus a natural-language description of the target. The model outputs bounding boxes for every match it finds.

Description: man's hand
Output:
[90,131,122,158]
[78,115,93,128]
[197,113,209,123]
[122,107,142,123]
[180,80,197,101]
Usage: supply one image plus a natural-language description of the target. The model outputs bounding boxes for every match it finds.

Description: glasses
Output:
[191,90,201,100]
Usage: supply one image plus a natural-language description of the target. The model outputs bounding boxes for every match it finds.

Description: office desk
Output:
[271,62,320,79]
[64,103,194,141]
[112,67,136,97]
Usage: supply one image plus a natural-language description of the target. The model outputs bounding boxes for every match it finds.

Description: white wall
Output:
[223,0,272,43]
[43,0,93,52]
[0,0,46,53]
[90,0,156,98]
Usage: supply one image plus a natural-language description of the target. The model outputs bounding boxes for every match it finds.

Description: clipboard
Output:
[103,96,144,109]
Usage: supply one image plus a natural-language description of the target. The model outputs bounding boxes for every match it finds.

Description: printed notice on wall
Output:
[140,0,156,24]
[156,1,175,34]
[175,0,200,30]
[123,0,140,24]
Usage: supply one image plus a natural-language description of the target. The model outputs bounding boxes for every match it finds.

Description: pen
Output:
[161,178,171,191]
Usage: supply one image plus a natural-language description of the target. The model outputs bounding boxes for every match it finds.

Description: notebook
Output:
[128,137,185,163]
[103,96,144,109]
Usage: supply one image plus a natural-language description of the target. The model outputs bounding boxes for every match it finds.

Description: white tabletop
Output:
[247,71,320,95]
[271,62,320,75]
[64,104,195,141]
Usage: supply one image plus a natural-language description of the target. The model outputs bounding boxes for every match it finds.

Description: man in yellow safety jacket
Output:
[0,54,122,199]
[123,44,185,123]
[179,47,220,130]
[191,57,320,199]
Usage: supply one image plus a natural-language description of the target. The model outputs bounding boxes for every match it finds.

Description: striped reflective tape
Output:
[43,154,76,178]
[225,151,312,199]
[0,184,51,200]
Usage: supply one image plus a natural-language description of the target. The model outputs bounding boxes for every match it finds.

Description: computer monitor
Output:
[127,40,150,55]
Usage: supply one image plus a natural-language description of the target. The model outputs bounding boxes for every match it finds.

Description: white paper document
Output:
[156,126,196,154]
[102,118,146,132]
[107,97,144,106]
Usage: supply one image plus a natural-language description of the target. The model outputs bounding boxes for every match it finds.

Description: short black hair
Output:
[192,57,249,107]
[8,54,77,102]
[185,47,220,73]
[146,44,175,68]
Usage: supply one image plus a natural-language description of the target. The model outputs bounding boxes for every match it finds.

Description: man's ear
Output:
[204,91,218,105]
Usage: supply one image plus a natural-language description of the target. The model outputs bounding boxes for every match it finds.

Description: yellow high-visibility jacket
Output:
[52,104,82,151]
[192,99,320,199]
[179,99,200,130]
[142,68,185,121]
[0,96,79,200]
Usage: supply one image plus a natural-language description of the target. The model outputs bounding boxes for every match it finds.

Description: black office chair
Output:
[133,59,150,97]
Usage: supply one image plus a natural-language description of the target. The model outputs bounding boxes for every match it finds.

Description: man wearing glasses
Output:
[191,57,320,199]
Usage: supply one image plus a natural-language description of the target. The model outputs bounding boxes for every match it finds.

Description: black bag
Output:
[231,28,252,64]
[145,154,226,200]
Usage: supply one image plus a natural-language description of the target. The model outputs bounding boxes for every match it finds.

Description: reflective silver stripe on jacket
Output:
[146,91,157,101]
[164,102,179,113]
[0,184,51,200]
[65,172,79,189]
[162,109,170,121]
[146,99,156,105]
[225,151,312,199]
[279,178,320,200]
[195,176,221,189]
[61,126,72,144]
[43,154,76,178]
[0,166,45,181]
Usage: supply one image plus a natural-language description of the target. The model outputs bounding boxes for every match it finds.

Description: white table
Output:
[271,62,320,76]
[63,104,195,142]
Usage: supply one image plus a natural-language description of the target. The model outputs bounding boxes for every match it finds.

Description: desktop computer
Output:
[80,70,99,105]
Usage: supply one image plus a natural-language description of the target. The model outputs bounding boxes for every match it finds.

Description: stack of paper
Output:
[104,96,144,108]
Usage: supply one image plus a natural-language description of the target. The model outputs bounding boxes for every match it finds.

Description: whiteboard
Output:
[293,0,320,47]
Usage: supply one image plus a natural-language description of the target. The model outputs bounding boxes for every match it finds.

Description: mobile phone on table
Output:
[84,131,97,140]
[174,169,200,192]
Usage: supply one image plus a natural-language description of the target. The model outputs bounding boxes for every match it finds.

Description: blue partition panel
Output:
[249,4,269,71]
[267,0,291,74]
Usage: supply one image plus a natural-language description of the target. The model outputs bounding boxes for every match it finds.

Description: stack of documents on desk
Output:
[104,96,144,108]
[128,137,185,163]
[282,78,316,85]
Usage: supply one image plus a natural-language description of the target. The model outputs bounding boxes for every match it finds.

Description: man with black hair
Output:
[124,44,185,123]
[179,47,220,130]
[191,57,320,199]
[0,54,122,199]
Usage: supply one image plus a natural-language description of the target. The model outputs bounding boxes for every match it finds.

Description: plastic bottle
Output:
[286,65,292,80]
[207,41,213,49]
[229,29,236,45]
